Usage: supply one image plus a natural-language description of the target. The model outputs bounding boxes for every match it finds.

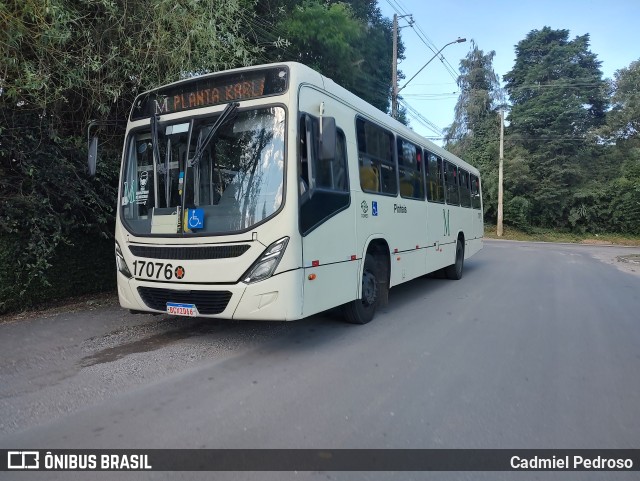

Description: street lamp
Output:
[392,37,466,119]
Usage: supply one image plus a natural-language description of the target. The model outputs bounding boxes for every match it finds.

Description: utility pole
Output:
[497,109,504,237]
[391,14,398,119]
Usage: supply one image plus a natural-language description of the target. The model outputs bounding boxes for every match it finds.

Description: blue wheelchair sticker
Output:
[187,208,204,229]
[372,201,378,216]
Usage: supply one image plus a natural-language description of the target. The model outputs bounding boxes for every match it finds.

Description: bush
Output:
[0,111,119,314]
[504,195,531,231]
[0,234,116,314]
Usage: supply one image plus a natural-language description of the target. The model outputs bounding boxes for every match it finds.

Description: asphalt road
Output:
[1,240,639,480]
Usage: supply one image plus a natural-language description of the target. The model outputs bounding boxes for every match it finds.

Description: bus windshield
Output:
[121,106,285,236]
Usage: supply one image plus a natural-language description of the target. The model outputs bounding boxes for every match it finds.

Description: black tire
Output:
[343,254,379,324]
[445,238,464,280]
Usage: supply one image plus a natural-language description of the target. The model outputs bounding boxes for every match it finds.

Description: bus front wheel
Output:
[344,254,380,324]
[445,238,464,280]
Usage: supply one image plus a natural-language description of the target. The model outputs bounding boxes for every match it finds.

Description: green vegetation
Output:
[448,28,640,237]
[444,40,503,221]
[0,0,401,313]
[0,0,262,313]
[484,225,640,247]
[1,3,639,313]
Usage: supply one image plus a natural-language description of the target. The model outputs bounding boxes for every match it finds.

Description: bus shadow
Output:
[80,259,486,367]
[79,309,347,368]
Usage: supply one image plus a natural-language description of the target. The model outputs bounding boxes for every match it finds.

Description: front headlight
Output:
[242,237,289,284]
[115,241,133,278]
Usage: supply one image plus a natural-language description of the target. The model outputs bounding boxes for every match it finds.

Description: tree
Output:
[599,59,640,234]
[276,1,364,94]
[446,41,503,141]
[344,0,402,113]
[445,41,503,221]
[503,27,608,228]
[259,1,401,113]
[0,0,261,312]
[603,59,640,141]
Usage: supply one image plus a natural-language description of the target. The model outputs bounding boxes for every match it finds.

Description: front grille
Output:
[138,287,232,315]
[129,244,250,260]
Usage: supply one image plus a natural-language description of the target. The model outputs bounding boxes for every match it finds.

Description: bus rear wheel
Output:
[445,238,464,280]
[344,254,379,324]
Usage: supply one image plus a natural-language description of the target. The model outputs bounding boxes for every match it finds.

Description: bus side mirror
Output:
[88,136,98,177]
[318,116,336,161]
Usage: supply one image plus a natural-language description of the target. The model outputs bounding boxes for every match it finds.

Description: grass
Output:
[483,224,640,247]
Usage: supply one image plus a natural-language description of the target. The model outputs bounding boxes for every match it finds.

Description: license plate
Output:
[166,302,199,317]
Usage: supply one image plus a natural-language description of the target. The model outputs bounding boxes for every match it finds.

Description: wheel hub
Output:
[362,270,377,306]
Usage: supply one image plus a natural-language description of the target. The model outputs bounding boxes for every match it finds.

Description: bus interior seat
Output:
[400,180,414,197]
[360,165,379,192]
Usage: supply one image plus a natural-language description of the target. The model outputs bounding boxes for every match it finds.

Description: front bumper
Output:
[117,268,304,321]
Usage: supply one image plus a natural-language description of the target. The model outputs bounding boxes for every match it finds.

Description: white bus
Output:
[106,62,483,324]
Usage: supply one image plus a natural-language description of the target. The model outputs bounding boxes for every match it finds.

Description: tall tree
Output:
[603,59,640,141]
[276,1,364,93]
[0,0,260,312]
[445,41,502,221]
[447,40,502,141]
[341,0,402,113]
[600,59,640,234]
[503,27,608,228]
[259,0,401,113]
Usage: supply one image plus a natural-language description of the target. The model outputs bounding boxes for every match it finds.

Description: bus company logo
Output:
[360,201,369,218]
[8,451,39,469]
[175,266,185,279]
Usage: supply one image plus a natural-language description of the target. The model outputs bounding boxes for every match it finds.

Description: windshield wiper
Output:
[188,102,239,168]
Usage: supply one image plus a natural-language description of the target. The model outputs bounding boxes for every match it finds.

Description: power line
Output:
[398,98,443,137]
[409,82,459,87]
[400,11,460,84]
[506,81,607,91]
[384,4,461,133]
[385,0,410,17]
[403,92,460,99]
[409,24,460,83]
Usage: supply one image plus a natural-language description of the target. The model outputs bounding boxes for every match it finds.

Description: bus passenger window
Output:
[331,131,348,192]
[444,161,460,205]
[471,174,481,209]
[357,117,396,195]
[426,152,445,203]
[299,115,348,196]
[397,138,424,200]
[299,117,310,197]
[298,115,351,235]
[459,168,471,208]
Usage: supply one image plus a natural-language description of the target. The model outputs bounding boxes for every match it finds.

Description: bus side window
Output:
[298,115,351,235]
[426,151,444,203]
[444,161,460,206]
[315,127,348,192]
[459,168,471,208]
[331,130,348,191]
[300,115,348,196]
[397,137,424,200]
[299,116,310,196]
[357,117,396,195]
[471,174,481,209]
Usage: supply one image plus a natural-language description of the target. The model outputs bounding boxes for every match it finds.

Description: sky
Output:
[378,0,640,144]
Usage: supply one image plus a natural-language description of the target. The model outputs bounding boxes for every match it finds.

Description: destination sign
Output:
[130,66,288,120]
